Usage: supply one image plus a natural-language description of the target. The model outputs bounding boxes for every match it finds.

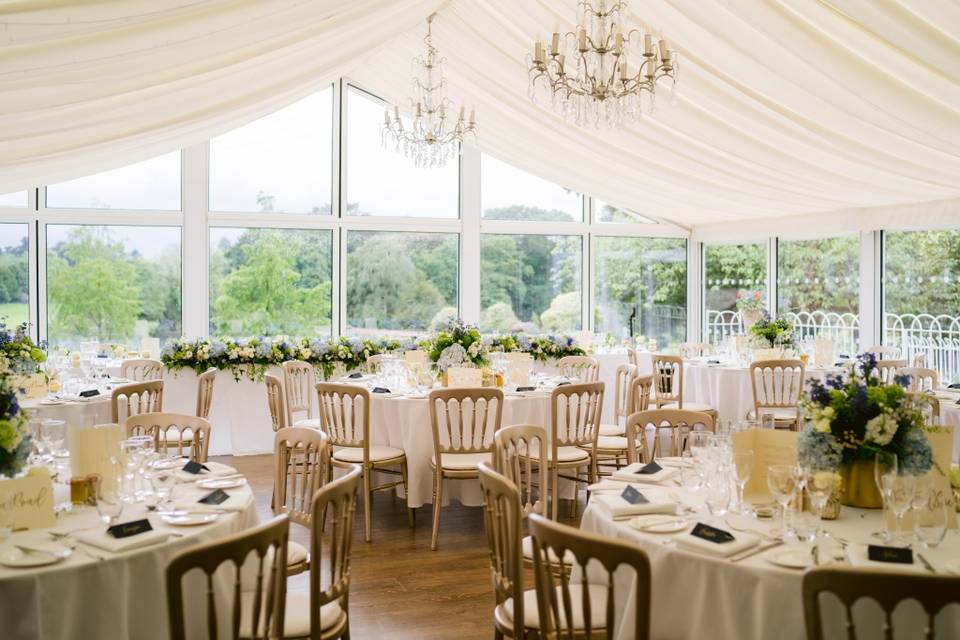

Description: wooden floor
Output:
[219,453,508,639]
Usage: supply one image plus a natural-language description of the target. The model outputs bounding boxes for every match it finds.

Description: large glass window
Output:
[0,225,29,326]
[703,243,767,343]
[777,236,860,353]
[482,155,582,222]
[345,88,458,218]
[883,229,960,382]
[46,225,181,348]
[346,231,458,334]
[595,237,686,349]
[0,192,28,208]
[480,234,582,332]
[46,152,181,210]
[209,89,333,214]
[209,228,332,336]
[594,199,656,224]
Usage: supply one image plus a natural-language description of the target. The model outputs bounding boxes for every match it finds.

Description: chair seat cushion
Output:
[595,435,635,450]
[499,584,608,630]
[333,444,404,463]
[526,444,590,463]
[239,592,345,637]
[746,407,800,421]
[521,535,574,565]
[287,540,308,566]
[597,423,624,437]
[660,402,715,413]
[293,418,322,429]
[430,451,490,470]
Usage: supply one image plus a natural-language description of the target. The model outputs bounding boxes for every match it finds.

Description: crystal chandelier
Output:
[527,0,678,128]
[382,14,477,168]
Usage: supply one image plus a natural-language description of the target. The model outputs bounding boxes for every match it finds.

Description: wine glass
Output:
[804,468,836,542]
[40,419,66,461]
[874,452,898,542]
[767,464,799,539]
[686,430,713,461]
[704,470,731,518]
[733,449,754,515]
[884,473,915,545]
[914,492,951,549]
[148,468,177,511]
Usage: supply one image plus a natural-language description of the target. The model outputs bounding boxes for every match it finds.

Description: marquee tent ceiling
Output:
[1,0,959,228]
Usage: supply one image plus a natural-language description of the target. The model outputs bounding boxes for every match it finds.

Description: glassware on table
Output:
[686,430,713,460]
[704,470,731,518]
[913,491,951,549]
[760,413,776,430]
[732,449,754,515]
[884,473,915,545]
[148,468,177,510]
[40,419,67,461]
[873,452,898,542]
[94,460,125,525]
[680,452,704,501]
[803,468,836,541]
[767,464,799,539]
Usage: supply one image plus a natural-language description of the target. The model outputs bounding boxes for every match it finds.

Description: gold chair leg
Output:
[551,464,559,521]
[430,469,443,550]
[401,460,414,528]
[363,465,372,543]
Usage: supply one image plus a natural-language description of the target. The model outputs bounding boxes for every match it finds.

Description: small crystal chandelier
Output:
[527,0,678,128]
[382,14,477,168]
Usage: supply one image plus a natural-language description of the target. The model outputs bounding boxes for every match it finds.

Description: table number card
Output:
[0,469,56,530]
[69,423,124,491]
[447,367,482,388]
[732,428,798,501]
[884,428,957,531]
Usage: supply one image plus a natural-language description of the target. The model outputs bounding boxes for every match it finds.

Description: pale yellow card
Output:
[0,470,55,530]
[69,423,124,491]
[403,350,427,365]
[883,428,957,530]
[447,367,483,388]
[732,428,798,502]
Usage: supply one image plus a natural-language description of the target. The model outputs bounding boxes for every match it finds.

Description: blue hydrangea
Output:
[210,341,226,357]
[825,374,844,390]
[161,342,177,359]
[255,340,273,358]
[808,379,830,405]
[893,373,911,388]
[517,335,532,350]
[347,338,364,355]
[899,427,933,474]
[797,427,843,470]
[309,339,328,356]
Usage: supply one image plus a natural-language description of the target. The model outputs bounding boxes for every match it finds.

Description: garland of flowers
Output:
[0,354,31,478]
[0,321,46,374]
[162,329,586,381]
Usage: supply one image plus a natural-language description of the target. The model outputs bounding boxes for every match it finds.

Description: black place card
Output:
[690,522,735,544]
[620,485,648,505]
[348,372,363,379]
[707,359,721,365]
[107,518,153,538]
[182,460,210,474]
[555,381,571,387]
[838,354,851,359]
[638,461,663,475]
[948,383,960,389]
[198,489,230,505]
[516,386,536,392]
[79,389,100,398]
[372,387,391,394]
[868,545,913,564]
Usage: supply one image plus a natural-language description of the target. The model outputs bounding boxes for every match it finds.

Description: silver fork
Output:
[66,542,105,562]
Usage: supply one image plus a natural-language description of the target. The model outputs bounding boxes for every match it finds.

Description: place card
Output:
[79,389,100,398]
[348,372,363,379]
[515,386,536,392]
[107,518,153,538]
[0,470,55,531]
[555,381,571,387]
[620,485,648,505]
[867,545,913,564]
[690,522,735,544]
[372,387,391,394]
[198,489,230,505]
[638,461,663,475]
[947,383,960,389]
[182,460,210,475]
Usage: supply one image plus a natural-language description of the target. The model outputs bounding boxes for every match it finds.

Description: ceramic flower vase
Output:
[839,460,883,509]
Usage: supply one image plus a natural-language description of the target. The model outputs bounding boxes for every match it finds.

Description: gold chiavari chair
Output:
[166,516,289,640]
[527,513,652,640]
[317,383,410,542]
[898,366,939,392]
[125,412,211,461]
[545,381,604,520]
[195,366,218,419]
[111,380,163,423]
[866,345,900,360]
[594,365,642,473]
[748,359,806,430]
[273,426,328,577]
[598,364,638,436]
[626,347,638,368]
[651,354,716,416]
[365,353,387,374]
[283,360,320,429]
[265,374,287,432]
[625,409,715,462]
[556,355,600,383]
[802,567,960,640]
[907,392,941,425]
[428,387,504,550]
[874,359,907,384]
[120,358,163,382]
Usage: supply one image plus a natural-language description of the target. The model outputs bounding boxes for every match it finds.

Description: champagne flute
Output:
[874,452,898,542]
[767,464,798,539]
[885,473,915,545]
[733,449,754,515]
[804,468,835,542]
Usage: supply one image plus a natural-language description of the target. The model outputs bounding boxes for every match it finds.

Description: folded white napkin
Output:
[175,461,238,483]
[656,457,692,469]
[845,544,924,573]
[587,479,631,492]
[75,528,170,553]
[612,462,678,485]
[591,492,678,519]
[675,527,759,558]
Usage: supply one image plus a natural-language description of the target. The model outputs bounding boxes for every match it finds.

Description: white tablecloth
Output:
[579,494,960,640]
[19,396,112,428]
[0,481,258,640]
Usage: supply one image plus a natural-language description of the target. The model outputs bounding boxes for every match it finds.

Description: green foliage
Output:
[778,237,859,314]
[884,230,960,317]
[481,302,519,333]
[749,316,794,347]
[540,291,581,332]
[703,243,766,312]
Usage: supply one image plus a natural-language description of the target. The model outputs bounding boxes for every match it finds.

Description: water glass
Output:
[148,468,177,509]
[704,472,731,517]
[767,464,799,538]
[686,430,713,460]
[884,473,915,544]
[914,493,951,549]
[41,419,67,458]
[95,486,124,525]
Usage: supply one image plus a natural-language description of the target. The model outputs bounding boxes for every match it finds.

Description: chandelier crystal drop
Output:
[527,0,679,128]
[382,14,477,168]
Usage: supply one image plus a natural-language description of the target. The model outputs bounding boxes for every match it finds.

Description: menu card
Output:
[884,428,957,531]
[69,423,124,491]
[447,367,483,388]
[731,428,798,501]
[0,468,55,530]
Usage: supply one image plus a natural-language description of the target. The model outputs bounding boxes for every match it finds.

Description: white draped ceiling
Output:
[2,0,959,229]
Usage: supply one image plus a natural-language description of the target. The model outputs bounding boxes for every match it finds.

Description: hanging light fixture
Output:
[527,0,678,128]
[382,13,477,168]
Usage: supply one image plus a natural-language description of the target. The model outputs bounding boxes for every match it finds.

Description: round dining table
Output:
[0,463,258,640]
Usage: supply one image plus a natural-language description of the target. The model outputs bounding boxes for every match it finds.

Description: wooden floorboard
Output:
[218,453,522,640]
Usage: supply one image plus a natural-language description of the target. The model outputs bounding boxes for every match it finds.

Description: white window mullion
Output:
[860,230,881,350]
[460,144,480,325]
[182,144,208,338]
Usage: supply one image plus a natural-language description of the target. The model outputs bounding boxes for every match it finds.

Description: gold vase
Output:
[839,460,883,509]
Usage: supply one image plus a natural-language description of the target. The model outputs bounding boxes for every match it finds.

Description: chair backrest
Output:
[628,375,653,415]
[866,345,901,360]
[309,465,361,638]
[166,515,289,640]
[907,392,941,425]
[282,360,315,425]
[316,383,369,450]
[680,342,712,359]
[802,567,960,640]
[625,409,715,461]
[478,462,525,635]
[556,355,600,383]
[912,352,927,367]
[265,374,287,432]
[195,367,218,419]
[550,381,604,449]
[428,388,504,457]
[750,359,805,412]
[898,366,939,392]
[612,364,638,423]
[111,380,163,423]
[527,513,651,640]
[651,354,683,407]
[493,424,547,518]
[273,427,328,528]
[120,358,164,382]
[125,412,211,461]
[875,359,907,384]
[626,348,638,368]
[365,353,387,374]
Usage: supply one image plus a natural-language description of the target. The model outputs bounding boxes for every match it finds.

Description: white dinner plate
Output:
[765,548,812,569]
[197,477,247,490]
[38,399,65,406]
[0,545,71,567]
[161,513,220,526]
[629,514,688,534]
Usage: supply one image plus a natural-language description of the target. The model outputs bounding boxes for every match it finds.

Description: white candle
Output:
[551,32,560,55]
[383,109,390,125]
[534,40,544,63]
[620,62,628,80]
[659,38,669,60]
[469,109,476,124]
[644,33,653,55]
[615,32,623,53]
[578,28,587,50]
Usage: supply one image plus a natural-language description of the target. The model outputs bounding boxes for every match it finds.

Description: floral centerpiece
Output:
[0,355,31,478]
[798,353,933,508]
[422,319,487,378]
[748,314,795,349]
[736,290,765,330]
[0,321,46,374]
[486,333,586,363]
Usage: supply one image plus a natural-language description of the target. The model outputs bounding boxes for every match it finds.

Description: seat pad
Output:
[333,444,404,463]
[499,584,609,630]
[430,451,491,470]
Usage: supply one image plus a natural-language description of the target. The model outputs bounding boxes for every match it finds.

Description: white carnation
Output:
[865,413,898,446]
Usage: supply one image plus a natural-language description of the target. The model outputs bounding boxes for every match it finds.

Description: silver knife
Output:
[729,539,784,563]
